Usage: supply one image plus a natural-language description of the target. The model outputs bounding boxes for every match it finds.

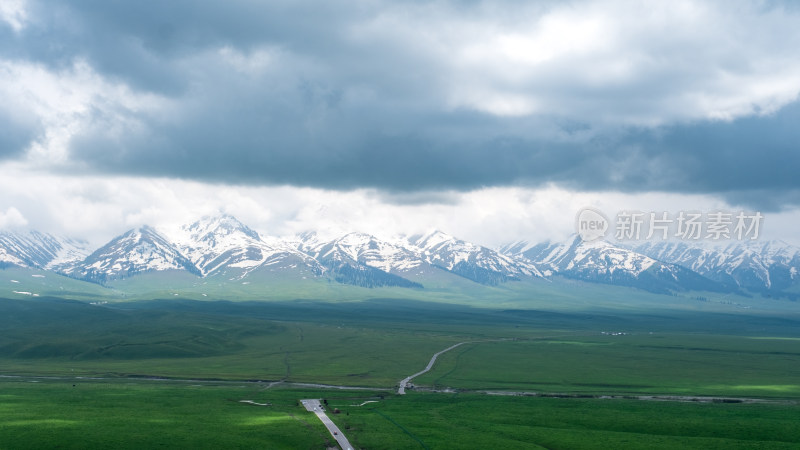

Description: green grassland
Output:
[109,273,800,313]
[7,264,797,317]
[0,380,384,449]
[0,267,114,301]
[0,298,469,386]
[326,392,800,449]
[2,380,796,449]
[1,296,798,448]
[2,296,799,393]
[413,335,800,398]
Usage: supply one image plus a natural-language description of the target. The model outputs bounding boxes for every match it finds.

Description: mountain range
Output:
[2,214,799,299]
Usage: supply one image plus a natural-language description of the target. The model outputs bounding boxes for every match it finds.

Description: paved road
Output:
[301,399,354,450]
[398,341,469,394]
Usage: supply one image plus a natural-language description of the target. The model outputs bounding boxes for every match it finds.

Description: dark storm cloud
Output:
[631,101,800,202]
[3,0,364,94]
[3,0,800,210]
[69,90,800,210]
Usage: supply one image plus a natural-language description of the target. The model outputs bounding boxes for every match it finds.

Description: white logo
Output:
[576,207,609,241]
[574,208,763,242]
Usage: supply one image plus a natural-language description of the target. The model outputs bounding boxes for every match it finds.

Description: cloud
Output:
[1,0,799,211]
[0,0,28,32]
[0,107,39,160]
[0,58,167,167]
[0,206,27,229]
[370,190,462,206]
[621,100,800,208]
[1,163,798,247]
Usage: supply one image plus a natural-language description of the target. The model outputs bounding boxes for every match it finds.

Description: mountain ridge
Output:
[2,215,798,298]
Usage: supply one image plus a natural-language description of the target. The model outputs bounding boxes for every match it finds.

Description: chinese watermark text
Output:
[575,208,763,242]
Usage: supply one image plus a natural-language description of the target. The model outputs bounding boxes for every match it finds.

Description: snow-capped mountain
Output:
[0,230,89,270]
[298,231,426,274]
[45,237,91,271]
[65,226,200,283]
[501,236,724,294]
[632,240,800,293]
[5,215,799,297]
[294,230,546,287]
[410,230,544,285]
[294,231,423,288]
[169,215,323,279]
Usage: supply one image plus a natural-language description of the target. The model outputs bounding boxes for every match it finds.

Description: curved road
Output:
[398,341,469,394]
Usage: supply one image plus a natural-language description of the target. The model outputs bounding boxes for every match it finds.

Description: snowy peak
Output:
[171,214,323,278]
[172,214,268,275]
[410,230,457,251]
[0,230,89,269]
[0,232,29,267]
[181,214,261,246]
[411,230,544,284]
[527,235,658,276]
[498,240,540,257]
[293,231,423,288]
[296,230,544,287]
[312,232,425,273]
[46,236,91,270]
[68,226,200,283]
[632,240,800,292]
[5,216,798,297]
[502,235,723,294]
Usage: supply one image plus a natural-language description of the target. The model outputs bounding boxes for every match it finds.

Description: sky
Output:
[1,0,799,248]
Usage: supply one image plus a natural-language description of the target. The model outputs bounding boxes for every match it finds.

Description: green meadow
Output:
[0,380,383,449]
[1,295,798,448]
[326,392,800,449]
[2,380,796,450]
[413,335,800,398]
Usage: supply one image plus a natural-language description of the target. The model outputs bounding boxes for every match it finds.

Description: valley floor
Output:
[1,296,799,448]
[1,378,797,450]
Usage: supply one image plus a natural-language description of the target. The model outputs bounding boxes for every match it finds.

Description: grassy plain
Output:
[0,298,470,386]
[8,263,796,314]
[0,379,384,449]
[327,392,800,449]
[413,335,800,398]
[2,297,799,393]
[1,295,798,448]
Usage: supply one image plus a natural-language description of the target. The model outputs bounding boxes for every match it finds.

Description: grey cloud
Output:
[0,108,40,160]
[370,191,462,206]
[719,189,800,212]
[4,0,800,211]
[66,88,800,210]
[627,100,800,201]
[7,0,391,94]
